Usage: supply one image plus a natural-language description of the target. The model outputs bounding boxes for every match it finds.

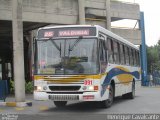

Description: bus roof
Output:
[38,25,139,50]
[95,25,139,50]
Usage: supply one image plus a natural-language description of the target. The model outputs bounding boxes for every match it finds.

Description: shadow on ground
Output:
[41,96,139,113]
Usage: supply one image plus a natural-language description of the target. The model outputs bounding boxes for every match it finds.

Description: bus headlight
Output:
[88,86,94,91]
[37,86,42,91]
[88,86,99,91]
[34,86,42,91]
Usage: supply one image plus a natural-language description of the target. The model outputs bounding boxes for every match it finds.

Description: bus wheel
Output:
[100,85,113,108]
[123,81,135,99]
[54,101,67,108]
[128,81,135,99]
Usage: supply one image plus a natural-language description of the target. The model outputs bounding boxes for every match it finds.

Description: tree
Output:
[147,41,160,73]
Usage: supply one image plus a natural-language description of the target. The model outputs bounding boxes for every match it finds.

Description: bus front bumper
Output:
[34,91,108,101]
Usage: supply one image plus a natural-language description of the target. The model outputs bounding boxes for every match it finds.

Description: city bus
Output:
[33,25,141,108]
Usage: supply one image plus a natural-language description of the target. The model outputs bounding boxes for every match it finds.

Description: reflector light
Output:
[94,86,98,90]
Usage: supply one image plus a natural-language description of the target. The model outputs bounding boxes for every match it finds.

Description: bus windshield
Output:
[36,38,99,75]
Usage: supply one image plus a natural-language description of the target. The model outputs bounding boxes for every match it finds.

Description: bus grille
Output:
[49,95,79,101]
[49,86,81,91]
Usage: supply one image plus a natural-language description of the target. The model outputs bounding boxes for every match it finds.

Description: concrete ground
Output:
[0,86,160,120]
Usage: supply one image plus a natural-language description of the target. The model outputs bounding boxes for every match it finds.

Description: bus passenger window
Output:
[113,41,120,64]
[133,50,136,66]
[124,46,129,65]
[120,44,125,65]
[107,38,114,63]
[130,49,134,65]
[137,52,140,66]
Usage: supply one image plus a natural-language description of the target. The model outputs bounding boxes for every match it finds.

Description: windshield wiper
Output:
[68,37,83,56]
[51,40,61,51]
[69,38,82,51]
[45,38,61,56]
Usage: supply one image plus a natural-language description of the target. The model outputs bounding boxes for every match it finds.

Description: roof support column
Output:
[12,0,25,102]
[78,0,85,24]
[140,12,148,86]
[105,0,111,31]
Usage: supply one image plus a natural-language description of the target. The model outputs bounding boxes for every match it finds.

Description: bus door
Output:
[99,33,108,73]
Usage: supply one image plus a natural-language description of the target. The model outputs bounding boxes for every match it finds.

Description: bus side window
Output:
[123,45,126,64]
[113,41,120,64]
[124,46,129,65]
[134,50,137,66]
[117,42,121,64]
[120,44,125,65]
[132,50,134,66]
[135,51,138,66]
[129,48,132,66]
[138,52,140,66]
[130,49,134,65]
[99,40,107,62]
[127,47,130,65]
[107,38,114,63]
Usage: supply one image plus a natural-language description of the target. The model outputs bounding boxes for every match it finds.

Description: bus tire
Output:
[54,101,67,108]
[123,81,135,99]
[128,81,135,99]
[100,85,113,108]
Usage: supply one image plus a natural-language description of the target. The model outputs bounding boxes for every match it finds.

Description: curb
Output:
[0,101,32,107]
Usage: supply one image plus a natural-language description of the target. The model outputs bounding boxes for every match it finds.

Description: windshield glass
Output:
[36,38,99,75]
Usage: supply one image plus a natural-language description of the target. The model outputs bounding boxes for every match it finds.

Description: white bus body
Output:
[34,25,141,108]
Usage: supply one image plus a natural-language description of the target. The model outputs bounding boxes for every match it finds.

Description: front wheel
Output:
[54,101,67,108]
[100,85,114,108]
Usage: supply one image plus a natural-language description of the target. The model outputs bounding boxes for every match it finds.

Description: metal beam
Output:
[140,12,148,86]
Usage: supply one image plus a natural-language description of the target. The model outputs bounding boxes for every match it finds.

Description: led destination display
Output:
[37,27,96,38]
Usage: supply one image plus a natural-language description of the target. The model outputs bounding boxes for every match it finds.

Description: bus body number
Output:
[84,80,93,85]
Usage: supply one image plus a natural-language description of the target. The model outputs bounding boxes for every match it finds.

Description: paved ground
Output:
[0,87,160,120]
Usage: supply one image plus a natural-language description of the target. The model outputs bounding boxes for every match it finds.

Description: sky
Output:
[112,0,160,46]
[136,0,160,46]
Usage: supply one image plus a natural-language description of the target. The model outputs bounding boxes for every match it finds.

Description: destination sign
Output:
[59,30,89,37]
[44,31,54,37]
[37,27,96,38]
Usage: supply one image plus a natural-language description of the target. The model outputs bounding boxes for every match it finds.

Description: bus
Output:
[33,25,141,108]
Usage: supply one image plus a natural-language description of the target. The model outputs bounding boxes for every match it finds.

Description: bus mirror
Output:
[33,37,36,44]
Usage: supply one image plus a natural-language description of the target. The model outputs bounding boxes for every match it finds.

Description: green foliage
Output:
[10,80,15,94]
[147,41,160,73]
[10,80,33,94]
[25,81,34,93]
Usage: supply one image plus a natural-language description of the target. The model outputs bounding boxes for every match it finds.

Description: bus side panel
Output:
[102,64,141,98]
